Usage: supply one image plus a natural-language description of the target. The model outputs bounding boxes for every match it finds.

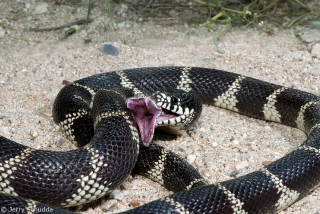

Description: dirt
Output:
[1,1,320,213]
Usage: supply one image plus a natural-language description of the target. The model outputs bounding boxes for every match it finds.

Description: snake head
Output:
[153,89,202,134]
[126,89,202,147]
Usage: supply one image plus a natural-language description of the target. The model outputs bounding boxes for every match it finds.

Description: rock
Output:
[109,189,123,201]
[169,9,179,17]
[211,142,218,147]
[0,26,5,37]
[262,161,273,166]
[120,3,128,11]
[230,169,239,177]
[30,130,38,138]
[117,3,129,18]
[33,2,48,14]
[99,44,119,56]
[217,43,225,54]
[187,154,196,164]
[101,199,117,211]
[117,21,131,29]
[311,43,320,57]
[55,138,65,147]
[240,147,248,153]
[130,200,140,207]
[232,140,239,145]
[117,22,126,28]
[300,29,320,43]
[179,145,186,152]
[301,67,308,74]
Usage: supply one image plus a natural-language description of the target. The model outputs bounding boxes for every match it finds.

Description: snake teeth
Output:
[156,110,183,126]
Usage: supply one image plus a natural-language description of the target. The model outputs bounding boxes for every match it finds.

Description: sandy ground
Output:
[1,1,320,214]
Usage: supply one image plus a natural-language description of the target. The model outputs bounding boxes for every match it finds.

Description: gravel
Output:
[0,1,320,214]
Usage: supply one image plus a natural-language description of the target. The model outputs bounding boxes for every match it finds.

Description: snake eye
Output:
[171,97,178,105]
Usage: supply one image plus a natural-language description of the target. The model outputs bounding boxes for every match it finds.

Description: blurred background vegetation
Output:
[57,0,320,30]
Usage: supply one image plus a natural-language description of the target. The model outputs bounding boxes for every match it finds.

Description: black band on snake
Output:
[1,66,320,214]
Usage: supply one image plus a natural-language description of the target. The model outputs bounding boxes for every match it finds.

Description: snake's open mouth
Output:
[156,108,187,126]
[126,97,183,146]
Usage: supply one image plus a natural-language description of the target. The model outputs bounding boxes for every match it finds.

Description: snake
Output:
[1,66,320,214]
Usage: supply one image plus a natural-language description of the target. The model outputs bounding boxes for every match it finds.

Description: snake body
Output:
[1,66,320,213]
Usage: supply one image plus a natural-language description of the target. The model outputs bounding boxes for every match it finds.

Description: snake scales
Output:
[1,66,320,213]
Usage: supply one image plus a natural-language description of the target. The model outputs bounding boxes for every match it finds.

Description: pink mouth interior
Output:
[156,108,179,123]
[127,97,161,146]
[127,97,181,146]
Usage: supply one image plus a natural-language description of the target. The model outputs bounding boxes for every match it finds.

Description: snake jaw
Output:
[126,97,161,147]
[127,96,188,146]
[156,109,185,126]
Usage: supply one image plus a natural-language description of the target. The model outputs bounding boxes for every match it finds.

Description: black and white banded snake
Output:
[1,66,320,213]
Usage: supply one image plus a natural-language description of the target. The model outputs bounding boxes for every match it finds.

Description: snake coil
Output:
[1,66,320,214]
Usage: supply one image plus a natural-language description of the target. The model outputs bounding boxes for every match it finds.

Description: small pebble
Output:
[311,43,320,56]
[130,200,141,207]
[217,43,225,54]
[168,9,179,17]
[119,183,127,190]
[230,169,239,177]
[240,147,248,153]
[264,125,271,130]
[0,26,5,37]
[101,199,117,211]
[30,130,38,138]
[302,67,308,74]
[187,154,196,164]
[109,189,123,201]
[99,44,119,56]
[251,141,258,151]
[300,29,320,43]
[55,138,65,146]
[118,22,129,29]
[179,145,186,152]
[33,2,48,14]
[262,161,273,166]
[211,142,218,147]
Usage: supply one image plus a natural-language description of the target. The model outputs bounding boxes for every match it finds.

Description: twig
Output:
[294,0,311,11]
[29,18,94,32]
